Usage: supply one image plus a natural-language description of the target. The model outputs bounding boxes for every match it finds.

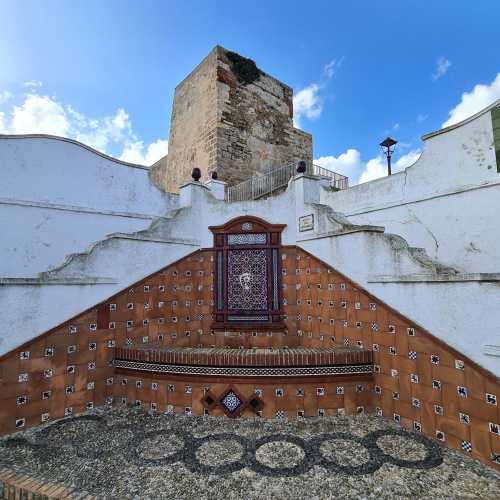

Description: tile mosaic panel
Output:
[227,249,268,310]
[227,233,267,245]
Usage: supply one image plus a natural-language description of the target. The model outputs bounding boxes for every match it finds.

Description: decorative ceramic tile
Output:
[434,405,444,416]
[436,431,445,442]
[486,393,497,405]
[459,413,470,424]
[221,390,243,414]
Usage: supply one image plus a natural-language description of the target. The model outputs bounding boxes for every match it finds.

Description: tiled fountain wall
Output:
[0,246,499,469]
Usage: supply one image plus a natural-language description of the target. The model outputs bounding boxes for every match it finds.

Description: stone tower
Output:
[151,46,312,192]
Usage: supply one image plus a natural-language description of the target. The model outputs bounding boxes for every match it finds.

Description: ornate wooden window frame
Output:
[209,216,286,330]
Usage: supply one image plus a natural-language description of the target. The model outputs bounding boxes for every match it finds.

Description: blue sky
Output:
[1,0,499,183]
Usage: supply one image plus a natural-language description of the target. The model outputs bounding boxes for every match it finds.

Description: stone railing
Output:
[225,162,348,202]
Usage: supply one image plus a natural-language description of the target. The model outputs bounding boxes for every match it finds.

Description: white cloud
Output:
[315,148,421,185]
[0,88,167,165]
[23,80,43,88]
[323,57,344,79]
[431,56,451,81]
[324,60,336,79]
[120,139,168,165]
[358,149,421,184]
[72,107,134,152]
[417,113,428,123]
[293,83,322,128]
[442,72,500,128]
[315,149,365,178]
[0,112,6,133]
[293,57,343,128]
[0,91,13,105]
[11,94,70,136]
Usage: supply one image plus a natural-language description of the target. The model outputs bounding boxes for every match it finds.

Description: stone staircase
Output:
[1,175,496,378]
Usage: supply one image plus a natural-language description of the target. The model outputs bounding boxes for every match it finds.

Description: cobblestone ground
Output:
[1,407,500,499]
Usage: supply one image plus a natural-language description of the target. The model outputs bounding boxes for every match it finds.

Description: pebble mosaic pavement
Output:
[1,407,500,499]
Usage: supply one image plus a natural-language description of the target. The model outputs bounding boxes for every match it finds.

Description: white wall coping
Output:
[0,277,118,285]
[179,181,211,190]
[421,98,500,141]
[297,226,385,242]
[0,134,151,170]
[369,273,500,283]
[340,177,500,217]
[0,196,174,220]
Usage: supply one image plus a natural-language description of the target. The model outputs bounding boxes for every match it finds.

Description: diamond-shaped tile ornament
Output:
[201,391,218,412]
[218,387,246,417]
[248,395,264,414]
[221,390,242,413]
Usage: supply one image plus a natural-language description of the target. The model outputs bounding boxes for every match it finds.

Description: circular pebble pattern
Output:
[4,415,443,478]
[137,433,185,460]
[320,438,370,467]
[255,440,305,469]
[376,433,428,461]
[196,438,244,466]
[2,409,500,499]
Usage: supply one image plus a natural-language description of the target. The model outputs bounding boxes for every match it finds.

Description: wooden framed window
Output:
[209,216,286,330]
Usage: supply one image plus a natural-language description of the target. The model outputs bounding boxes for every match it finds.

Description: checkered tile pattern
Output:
[461,441,472,453]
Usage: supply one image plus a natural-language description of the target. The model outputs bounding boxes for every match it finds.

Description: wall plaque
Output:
[299,214,314,232]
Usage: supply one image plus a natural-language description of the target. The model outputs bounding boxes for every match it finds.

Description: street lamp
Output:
[379,137,398,176]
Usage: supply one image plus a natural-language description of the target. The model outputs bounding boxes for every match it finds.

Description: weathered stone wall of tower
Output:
[159,49,219,192]
[154,46,312,192]
[215,49,312,186]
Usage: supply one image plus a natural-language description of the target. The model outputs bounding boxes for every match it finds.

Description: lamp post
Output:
[379,137,397,176]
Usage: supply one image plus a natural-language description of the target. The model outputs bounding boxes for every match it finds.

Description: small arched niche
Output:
[209,216,286,330]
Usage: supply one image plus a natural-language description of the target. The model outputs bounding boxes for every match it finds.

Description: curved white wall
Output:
[322,107,500,272]
[0,135,178,276]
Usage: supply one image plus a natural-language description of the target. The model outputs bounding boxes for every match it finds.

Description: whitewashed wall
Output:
[0,135,178,276]
[0,107,499,379]
[322,105,500,273]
